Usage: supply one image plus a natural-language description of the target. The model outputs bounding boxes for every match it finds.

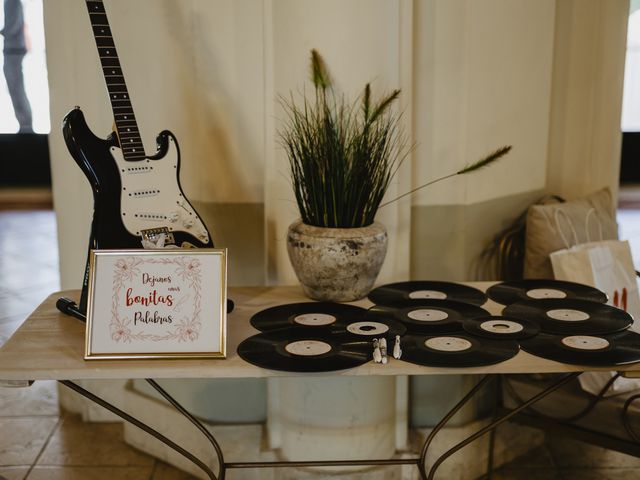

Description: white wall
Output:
[45,0,413,289]
[44,0,628,289]
[45,0,267,289]
[547,0,628,200]
[265,0,413,284]
[412,0,555,207]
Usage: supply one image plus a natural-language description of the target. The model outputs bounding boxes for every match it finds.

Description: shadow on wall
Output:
[411,190,545,283]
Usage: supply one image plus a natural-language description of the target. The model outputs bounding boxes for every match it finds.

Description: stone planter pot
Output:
[286,219,388,302]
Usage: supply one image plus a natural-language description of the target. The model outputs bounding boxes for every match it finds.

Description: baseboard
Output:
[0,187,53,209]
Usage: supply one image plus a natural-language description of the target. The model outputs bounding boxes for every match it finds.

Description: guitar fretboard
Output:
[86,0,145,161]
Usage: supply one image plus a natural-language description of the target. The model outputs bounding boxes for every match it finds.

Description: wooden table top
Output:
[1,284,639,381]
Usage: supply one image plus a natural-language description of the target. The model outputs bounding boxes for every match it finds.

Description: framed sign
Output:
[85,249,227,360]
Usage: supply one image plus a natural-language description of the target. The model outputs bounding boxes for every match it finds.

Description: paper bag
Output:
[550,240,640,396]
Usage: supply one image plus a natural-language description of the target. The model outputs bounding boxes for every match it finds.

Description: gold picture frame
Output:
[85,249,227,360]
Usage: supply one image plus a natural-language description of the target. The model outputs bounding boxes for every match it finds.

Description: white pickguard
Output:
[109,136,210,244]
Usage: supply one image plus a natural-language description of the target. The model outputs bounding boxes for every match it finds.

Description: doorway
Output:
[0,0,51,207]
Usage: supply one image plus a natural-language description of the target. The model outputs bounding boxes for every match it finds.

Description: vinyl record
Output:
[368,281,487,307]
[401,333,519,367]
[250,302,367,332]
[366,300,490,334]
[520,331,640,366]
[463,315,540,340]
[332,317,407,340]
[237,327,371,372]
[487,279,607,306]
[503,299,632,335]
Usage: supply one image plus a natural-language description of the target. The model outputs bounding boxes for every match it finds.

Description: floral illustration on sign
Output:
[110,257,203,343]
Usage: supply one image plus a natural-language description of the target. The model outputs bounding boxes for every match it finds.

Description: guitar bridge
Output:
[140,227,175,245]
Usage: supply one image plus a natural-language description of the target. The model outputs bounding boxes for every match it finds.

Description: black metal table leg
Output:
[423,372,581,480]
[418,375,495,479]
[484,375,502,480]
[59,372,581,479]
[59,380,220,480]
[145,379,226,479]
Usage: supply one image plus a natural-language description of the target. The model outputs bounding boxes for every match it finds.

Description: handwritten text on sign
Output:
[111,256,203,343]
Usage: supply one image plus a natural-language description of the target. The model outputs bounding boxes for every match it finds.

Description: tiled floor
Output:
[0,210,59,346]
[0,210,195,480]
[1,208,640,480]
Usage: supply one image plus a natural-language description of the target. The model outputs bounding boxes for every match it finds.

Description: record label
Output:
[463,315,540,340]
[526,288,567,299]
[561,335,610,351]
[408,290,448,300]
[480,320,524,334]
[284,340,332,356]
[293,313,337,326]
[346,321,390,336]
[546,309,590,322]
[425,337,472,352]
[407,309,449,322]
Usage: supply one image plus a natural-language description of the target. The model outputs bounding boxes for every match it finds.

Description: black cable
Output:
[56,297,87,322]
[484,375,502,480]
[621,393,640,442]
[146,379,226,479]
[502,373,621,423]
[427,373,580,480]
[59,380,218,480]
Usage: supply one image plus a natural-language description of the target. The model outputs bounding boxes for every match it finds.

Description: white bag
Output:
[550,239,640,396]
[551,240,640,322]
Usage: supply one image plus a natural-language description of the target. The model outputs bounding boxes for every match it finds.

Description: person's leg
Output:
[3,53,33,133]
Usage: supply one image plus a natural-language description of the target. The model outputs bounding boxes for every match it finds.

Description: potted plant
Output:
[280,50,510,301]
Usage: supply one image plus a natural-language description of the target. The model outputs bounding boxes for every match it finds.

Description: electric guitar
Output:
[60,0,213,316]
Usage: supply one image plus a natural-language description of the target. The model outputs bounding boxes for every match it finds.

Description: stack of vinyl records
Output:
[366,281,521,367]
[238,301,406,372]
[488,280,640,366]
[237,279,640,373]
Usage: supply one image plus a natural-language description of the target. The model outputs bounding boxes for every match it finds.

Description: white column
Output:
[276,377,397,462]
[45,0,267,289]
[546,0,629,200]
[412,0,556,210]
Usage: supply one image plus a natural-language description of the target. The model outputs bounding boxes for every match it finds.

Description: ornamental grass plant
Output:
[279,49,511,229]
[280,50,408,228]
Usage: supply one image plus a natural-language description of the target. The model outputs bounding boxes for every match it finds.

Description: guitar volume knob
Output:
[168,212,180,223]
[183,219,194,228]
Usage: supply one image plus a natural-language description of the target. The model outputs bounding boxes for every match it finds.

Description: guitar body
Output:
[63,107,212,251]
[63,107,213,312]
[57,1,216,316]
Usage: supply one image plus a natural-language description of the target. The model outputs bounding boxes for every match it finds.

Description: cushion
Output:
[523,188,618,279]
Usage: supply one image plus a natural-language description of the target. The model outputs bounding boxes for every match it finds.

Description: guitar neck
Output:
[85,0,145,161]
